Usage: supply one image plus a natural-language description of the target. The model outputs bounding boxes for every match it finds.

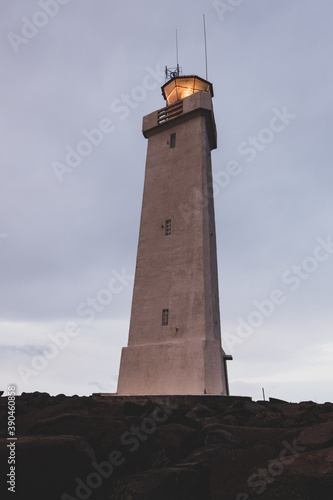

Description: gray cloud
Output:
[0,344,45,357]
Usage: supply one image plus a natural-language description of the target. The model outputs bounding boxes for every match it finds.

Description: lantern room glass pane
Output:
[163,76,212,105]
[194,79,209,92]
[167,80,176,92]
[177,86,194,100]
[181,78,194,88]
[167,87,179,104]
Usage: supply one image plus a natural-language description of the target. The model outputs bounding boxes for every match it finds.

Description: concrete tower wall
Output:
[117,91,230,395]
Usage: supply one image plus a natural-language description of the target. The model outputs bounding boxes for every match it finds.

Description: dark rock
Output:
[282,418,298,428]
[185,403,214,420]
[203,416,221,426]
[26,413,128,459]
[150,448,171,468]
[246,409,283,428]
[153,423,197,463]
[269,397,289,403]
[165,413,202,430]
[123,401,147,416]
[221,414,237,425]
[111,466,209,500]
[284,446,333,477]
[297,422,333,448]
[243,401,267,413]
[210,445,277,499]
[204,427,240,447]
[52,393,67,404]
[3,392,333,499]
[0,435,101,500]
[184,444,234,469]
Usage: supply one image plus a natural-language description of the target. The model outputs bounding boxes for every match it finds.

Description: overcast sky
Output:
[1,0,332,402]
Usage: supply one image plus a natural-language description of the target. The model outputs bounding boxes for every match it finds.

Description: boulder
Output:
[111,466,209,500]
[297,421,333,448]
[284,446,333,477]
[0,435,101,500]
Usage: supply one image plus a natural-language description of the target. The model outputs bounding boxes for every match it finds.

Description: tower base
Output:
[117,340,229,396]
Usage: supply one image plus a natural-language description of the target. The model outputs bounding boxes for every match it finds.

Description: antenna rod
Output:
[203,14,208,80]
[176,29,179,73]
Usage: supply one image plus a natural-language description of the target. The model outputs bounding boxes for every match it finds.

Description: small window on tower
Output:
[170,133,176,149]
[162,309,169,326]
[165,219,172,236]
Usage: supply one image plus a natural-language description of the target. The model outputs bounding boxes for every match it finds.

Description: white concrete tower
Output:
[117,74,232,395]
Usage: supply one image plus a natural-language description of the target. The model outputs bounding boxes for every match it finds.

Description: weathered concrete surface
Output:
[118,340,228,395]
[117,88,230,396]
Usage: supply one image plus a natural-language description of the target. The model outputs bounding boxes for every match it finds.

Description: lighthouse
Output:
[117,71,232,395]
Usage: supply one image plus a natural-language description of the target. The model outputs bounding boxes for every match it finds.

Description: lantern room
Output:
[161,75,214,106]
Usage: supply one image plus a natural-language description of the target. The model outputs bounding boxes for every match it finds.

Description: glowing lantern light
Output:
[162,75,214,106]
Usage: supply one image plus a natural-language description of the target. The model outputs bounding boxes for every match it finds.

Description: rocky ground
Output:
[0,392,333,499]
